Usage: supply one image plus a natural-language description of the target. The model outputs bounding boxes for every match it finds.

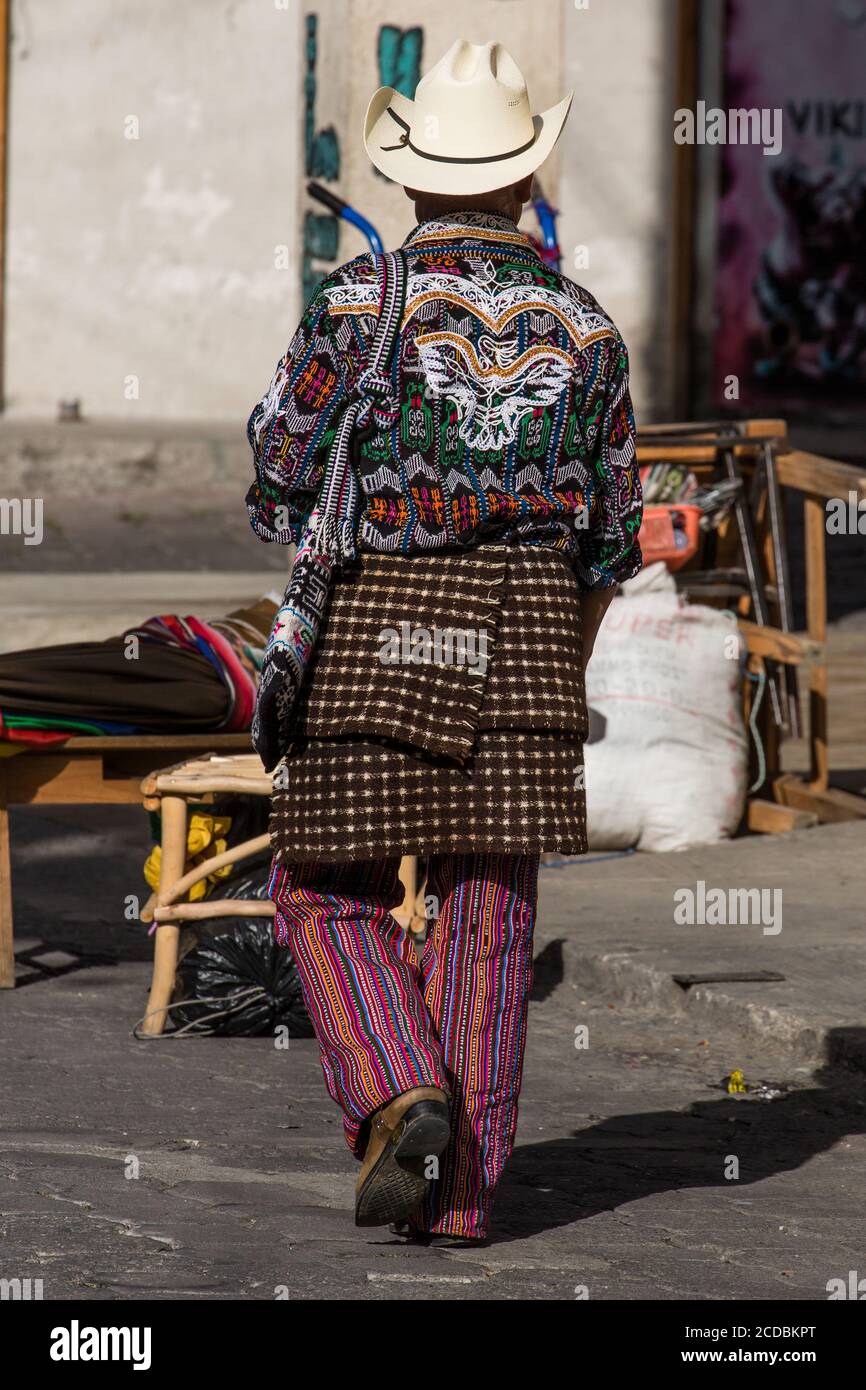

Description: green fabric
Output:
[2,714,111,735]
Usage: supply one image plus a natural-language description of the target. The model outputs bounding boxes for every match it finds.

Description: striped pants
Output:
[269,852,539,1240]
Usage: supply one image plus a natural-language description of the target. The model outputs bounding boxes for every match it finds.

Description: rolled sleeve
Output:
[572,334,643,591]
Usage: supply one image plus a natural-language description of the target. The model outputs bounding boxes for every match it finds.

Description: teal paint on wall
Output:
[373,26,424,180]
[303,13,341,301]
[303,211,340,303]
[304,13,340,180]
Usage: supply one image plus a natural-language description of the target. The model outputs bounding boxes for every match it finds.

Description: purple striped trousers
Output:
[269,852,539,1240]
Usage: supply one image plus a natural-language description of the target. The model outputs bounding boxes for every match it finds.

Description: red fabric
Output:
[0,711,72,749]
[185,617,256,732]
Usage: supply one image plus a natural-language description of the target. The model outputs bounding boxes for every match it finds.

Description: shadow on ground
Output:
[494,1034,866,1244]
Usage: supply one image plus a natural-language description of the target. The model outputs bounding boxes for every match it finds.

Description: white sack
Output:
[584,563,748,852]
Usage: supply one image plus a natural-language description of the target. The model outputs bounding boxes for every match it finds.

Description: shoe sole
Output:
[355,1101,450,1228]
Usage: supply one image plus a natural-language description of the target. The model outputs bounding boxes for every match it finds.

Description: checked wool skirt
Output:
[269,542,589,863]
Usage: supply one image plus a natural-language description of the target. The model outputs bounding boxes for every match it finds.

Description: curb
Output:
[561,942,866,1075]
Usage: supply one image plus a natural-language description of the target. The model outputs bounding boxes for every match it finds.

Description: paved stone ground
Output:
[2,807,865,1301]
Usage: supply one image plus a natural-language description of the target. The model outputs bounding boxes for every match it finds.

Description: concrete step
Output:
[537,820,866,1074]
[0,572,283,652]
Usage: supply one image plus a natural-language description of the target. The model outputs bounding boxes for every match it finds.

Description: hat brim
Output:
[363,86,573,196]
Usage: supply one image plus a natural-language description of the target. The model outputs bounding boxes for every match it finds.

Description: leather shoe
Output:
[355,1087,449,1228]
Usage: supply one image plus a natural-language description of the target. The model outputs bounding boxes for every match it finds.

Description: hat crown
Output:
[411,39,533,160]
[419,39,523,93]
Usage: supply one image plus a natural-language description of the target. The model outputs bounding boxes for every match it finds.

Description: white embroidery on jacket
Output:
[323,265,617,452]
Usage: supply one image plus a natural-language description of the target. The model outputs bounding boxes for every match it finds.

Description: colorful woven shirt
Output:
[247,210,642,590]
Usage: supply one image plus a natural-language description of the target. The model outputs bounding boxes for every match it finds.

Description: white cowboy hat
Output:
[364,39,573,196]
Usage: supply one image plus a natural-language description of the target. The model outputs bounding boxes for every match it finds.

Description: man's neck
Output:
[412,195,522,224]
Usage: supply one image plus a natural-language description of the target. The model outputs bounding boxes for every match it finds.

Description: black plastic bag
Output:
[171,862,313,1038]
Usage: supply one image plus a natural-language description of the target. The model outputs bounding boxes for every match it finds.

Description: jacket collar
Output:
[401,209,539,257]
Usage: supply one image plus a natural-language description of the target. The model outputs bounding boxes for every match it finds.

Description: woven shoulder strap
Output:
[253,250,408,771]
[312,250,406,558]
[356,250,407,401]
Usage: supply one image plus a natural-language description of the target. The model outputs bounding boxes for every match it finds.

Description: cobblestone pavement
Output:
[2,810,864,1301]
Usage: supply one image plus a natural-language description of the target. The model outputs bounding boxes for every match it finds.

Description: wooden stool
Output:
[139,752,420,1035]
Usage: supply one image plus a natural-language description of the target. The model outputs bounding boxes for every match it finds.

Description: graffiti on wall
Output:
[301,19,425,299]
[373,26,424,180]
[712,0,866,417]
[303,13,341,302]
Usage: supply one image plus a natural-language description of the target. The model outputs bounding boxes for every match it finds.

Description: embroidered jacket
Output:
[247,210,642,589]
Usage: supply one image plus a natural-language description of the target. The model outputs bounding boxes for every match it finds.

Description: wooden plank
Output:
[141,795,187,1035]
[151,774,271,797]
[637,444,719,464]
[140,757,204,796]
[774,775,866,824]
[392,855,417,931]
[637,442,766,465]
[746,799,818,834]
[102,749,232,781]
[737,621,822,665]
[808,662,829,791]
[742,419,788,440]
[140,753,263,795]
[639,419,785,439]
[637,419,787,439]
[2,743,260,806]
[152,899,275,922]
[61,733,253,753]
[1,755,144,806]
[804,494,829,790]
[0,730,256,989]
[776,450,866,501]
[158,833,271,907]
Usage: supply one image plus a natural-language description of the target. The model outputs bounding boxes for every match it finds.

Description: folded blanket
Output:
[0,595,278,747]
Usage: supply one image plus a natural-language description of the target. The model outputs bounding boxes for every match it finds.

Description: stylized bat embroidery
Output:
[414,329,575,451]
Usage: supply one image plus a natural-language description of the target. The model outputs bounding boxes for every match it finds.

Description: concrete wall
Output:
[5,0,676,424]
[6,0,303,422]
[559,0,679,423]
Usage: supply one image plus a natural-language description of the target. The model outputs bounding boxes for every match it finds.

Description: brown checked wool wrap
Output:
[270,543,589,863]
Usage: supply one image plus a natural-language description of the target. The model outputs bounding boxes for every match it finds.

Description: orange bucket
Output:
[639,504,702,572]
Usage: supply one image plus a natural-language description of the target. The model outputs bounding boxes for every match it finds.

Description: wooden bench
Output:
[0,733,252,989]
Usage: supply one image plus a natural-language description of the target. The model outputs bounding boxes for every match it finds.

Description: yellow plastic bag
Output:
[144,813,233,900]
